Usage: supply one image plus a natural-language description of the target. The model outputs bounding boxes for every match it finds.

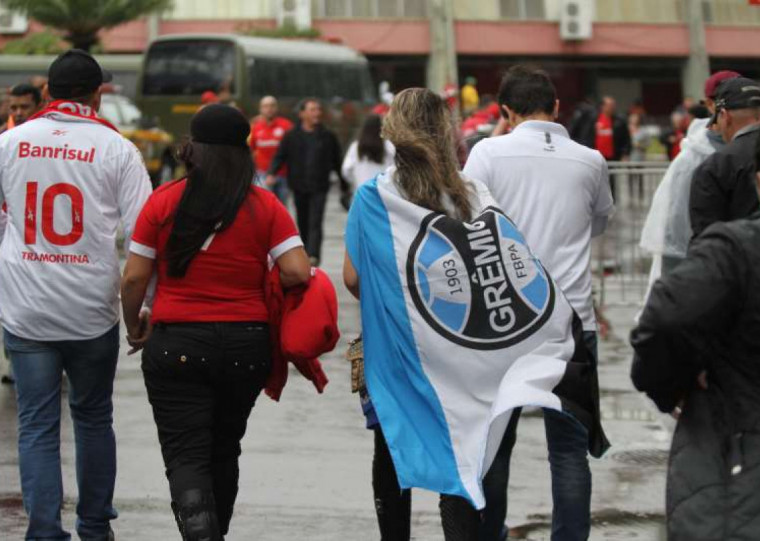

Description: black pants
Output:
[479,408,522,540]
[293,189,328,262]
[142,322,271,536]
[373,428,480,541]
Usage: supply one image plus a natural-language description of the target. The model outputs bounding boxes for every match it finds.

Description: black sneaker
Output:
[1,374,14,385]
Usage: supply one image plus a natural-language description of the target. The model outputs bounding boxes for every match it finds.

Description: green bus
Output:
[136,34,377,147]
[0,54,143,98]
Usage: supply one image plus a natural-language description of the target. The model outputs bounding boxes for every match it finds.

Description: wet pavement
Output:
[0,189,671,540]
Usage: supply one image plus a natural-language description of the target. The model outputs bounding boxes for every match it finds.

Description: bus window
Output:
[249,57,273,96]
[143,40,237,96]
[360,68,376,103]
[251,58,302,98]
[340,65,363,101]
[300,63,330,99]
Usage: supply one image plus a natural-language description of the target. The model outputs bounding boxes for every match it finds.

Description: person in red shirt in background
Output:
[595,96,631,199]
[121,104,310,539]
[595,98,616,160]
[250,96,293,204]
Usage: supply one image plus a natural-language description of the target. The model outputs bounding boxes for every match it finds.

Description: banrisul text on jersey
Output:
[18,142,96,163]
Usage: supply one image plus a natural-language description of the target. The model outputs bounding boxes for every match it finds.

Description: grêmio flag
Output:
[345,169,609,509]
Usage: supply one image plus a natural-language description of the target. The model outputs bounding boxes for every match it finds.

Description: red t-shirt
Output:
[130,180,302,323]
[670,130,685,160]
[250,116,293,175]
[595,113,614,159]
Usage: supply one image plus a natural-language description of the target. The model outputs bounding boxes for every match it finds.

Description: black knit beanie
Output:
[190,104,250,148]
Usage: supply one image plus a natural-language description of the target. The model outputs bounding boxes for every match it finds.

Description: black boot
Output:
[439,494,481,541]
[173,489,223,541]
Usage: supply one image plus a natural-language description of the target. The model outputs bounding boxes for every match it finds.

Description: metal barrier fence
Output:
[593,161,670,310]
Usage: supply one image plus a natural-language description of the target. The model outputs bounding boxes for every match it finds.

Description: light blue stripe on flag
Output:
[345,178,468,501]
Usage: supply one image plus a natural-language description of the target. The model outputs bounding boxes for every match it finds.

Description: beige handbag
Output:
[346,335,365,393]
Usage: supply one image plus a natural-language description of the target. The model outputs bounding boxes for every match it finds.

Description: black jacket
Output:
[630,217,760,540]
[568,102,597,149]
[689,124,760,239]
[568,104,631,160]
[268,124,344,194]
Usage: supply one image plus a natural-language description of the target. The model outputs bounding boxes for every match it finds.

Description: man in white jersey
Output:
[464,65,613,541]
[0,49,152,540]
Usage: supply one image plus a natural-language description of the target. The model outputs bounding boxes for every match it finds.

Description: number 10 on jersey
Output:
[24,181,84,246]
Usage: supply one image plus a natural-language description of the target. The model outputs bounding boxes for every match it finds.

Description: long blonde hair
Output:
[382,88,473,221]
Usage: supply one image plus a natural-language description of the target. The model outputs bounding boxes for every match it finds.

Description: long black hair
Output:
[165,141,254,277]
[357,114,385,164]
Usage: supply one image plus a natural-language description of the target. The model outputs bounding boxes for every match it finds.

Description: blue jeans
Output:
[6,324,120,541]
[480,331,597,541]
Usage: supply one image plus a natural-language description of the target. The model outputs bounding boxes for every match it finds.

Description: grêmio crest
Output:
[406,207,555,350]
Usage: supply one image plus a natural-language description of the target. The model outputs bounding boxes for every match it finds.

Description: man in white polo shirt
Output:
[464,65,613,541]
[0,50,152,540]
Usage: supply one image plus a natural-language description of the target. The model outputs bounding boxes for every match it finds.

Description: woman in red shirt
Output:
[121,104,310,540]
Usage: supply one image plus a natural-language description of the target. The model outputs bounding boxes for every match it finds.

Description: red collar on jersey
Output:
[29,100,119,133]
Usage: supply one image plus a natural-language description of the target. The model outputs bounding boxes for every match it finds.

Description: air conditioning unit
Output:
[276,0,311,30]
[560,0,592,41]
[0,7,28,34]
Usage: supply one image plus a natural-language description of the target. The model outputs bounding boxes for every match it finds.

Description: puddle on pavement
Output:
[511,509,666,540]
[0,494,27,524]
[0,494,23,509]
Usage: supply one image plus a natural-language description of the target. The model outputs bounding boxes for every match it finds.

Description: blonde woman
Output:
[343,88,486,540]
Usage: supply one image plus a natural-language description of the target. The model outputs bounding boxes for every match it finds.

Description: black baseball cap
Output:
[47,49,112,99]
[191,104,251,148]
[710,77,760,125]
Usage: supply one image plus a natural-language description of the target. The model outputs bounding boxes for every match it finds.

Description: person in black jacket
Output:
[689,77,760,238]
[267,98,347,266]
[568,97,631,160]
[568,98,596,149]
[568,96,630,199]
[629,134,760,540]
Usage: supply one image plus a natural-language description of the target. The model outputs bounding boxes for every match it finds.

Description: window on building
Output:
[312,0,426,18]
[676,0,714,23]
[701,0,713,23]
[324,0,347,17]
[403,0,427,17]
[500,0,546,19]
[376,0,396,17]
[352,0,373,17]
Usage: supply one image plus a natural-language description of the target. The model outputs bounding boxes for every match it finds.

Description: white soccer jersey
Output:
[0,104,152,340]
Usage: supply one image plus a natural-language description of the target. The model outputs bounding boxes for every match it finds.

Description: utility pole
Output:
[682,0,710,100]
[427,0,458,93]
[147,13,160,42]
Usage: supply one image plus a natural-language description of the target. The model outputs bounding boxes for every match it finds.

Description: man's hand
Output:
[126,308,152,355]
[265,175,276,187]
[670,371,708,420]
[671,400,684,420]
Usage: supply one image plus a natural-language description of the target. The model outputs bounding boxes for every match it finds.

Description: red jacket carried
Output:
[264,266,339,401]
